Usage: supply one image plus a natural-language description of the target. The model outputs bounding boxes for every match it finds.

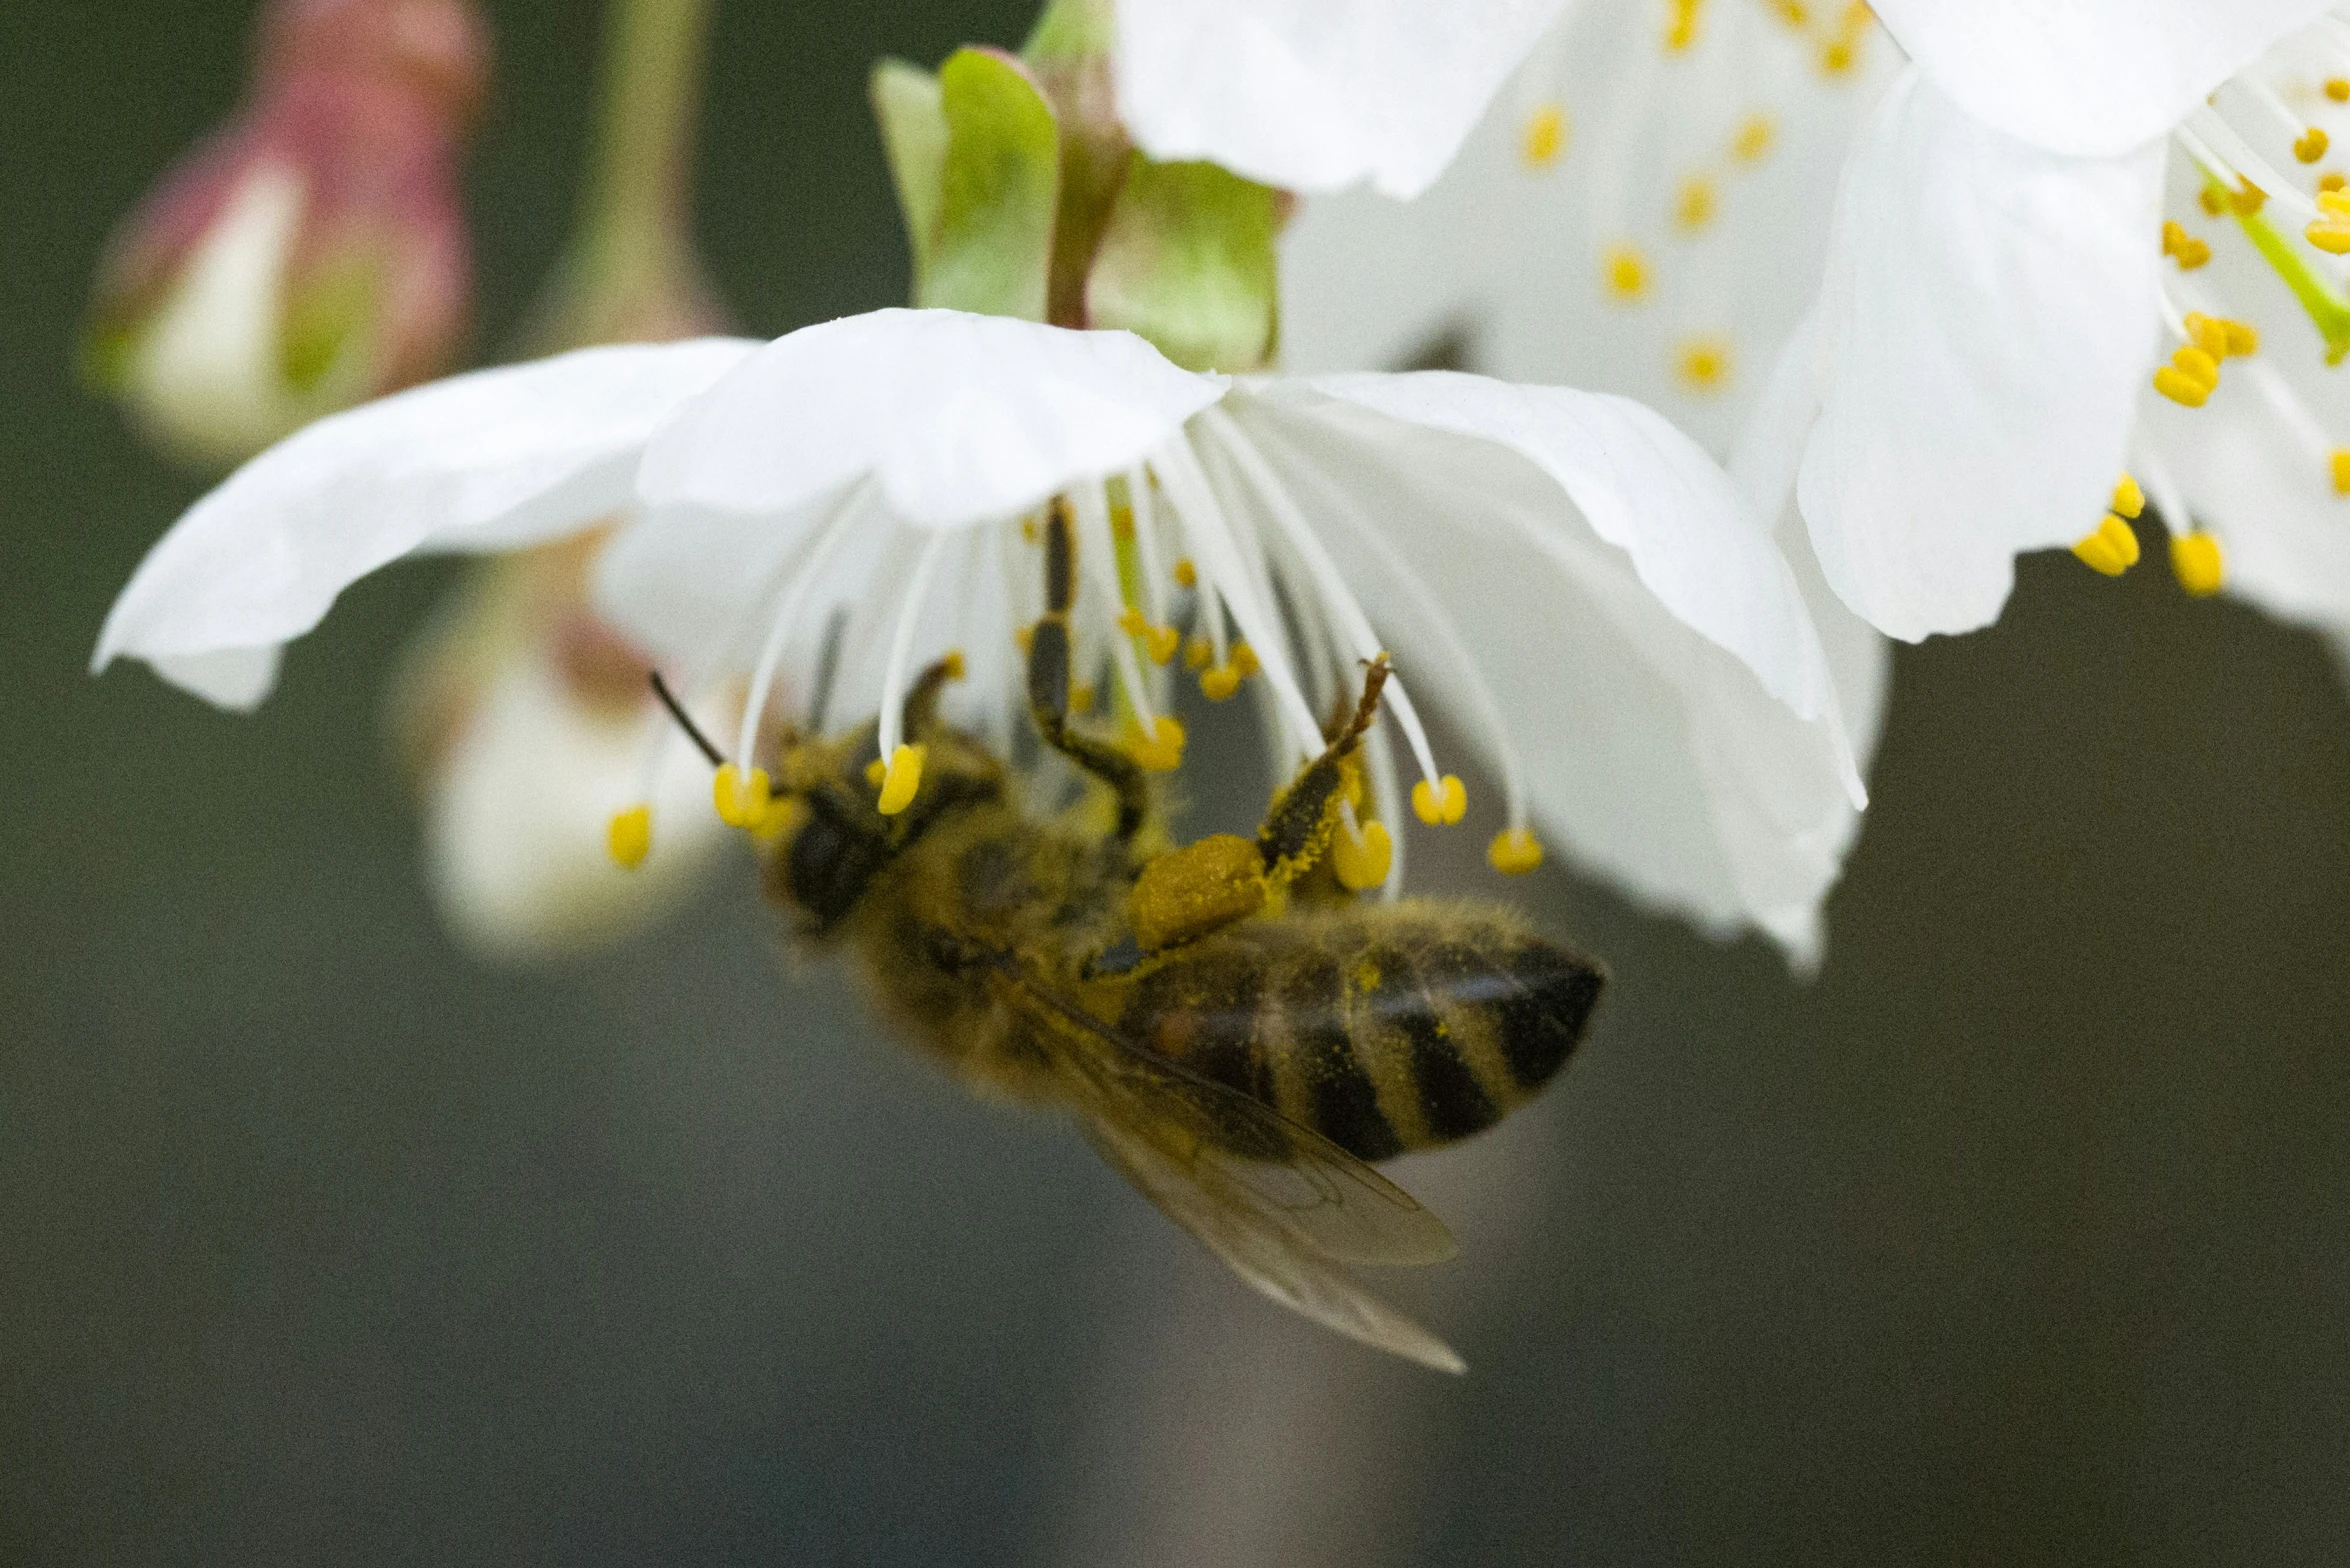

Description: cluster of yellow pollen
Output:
[2072,475,2144,577]
[2153,312,2256,408]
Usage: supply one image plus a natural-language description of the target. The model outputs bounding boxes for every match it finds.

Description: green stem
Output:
[579,0,713,266]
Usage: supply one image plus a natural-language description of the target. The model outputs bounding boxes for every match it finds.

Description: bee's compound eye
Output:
[783,804,878,926]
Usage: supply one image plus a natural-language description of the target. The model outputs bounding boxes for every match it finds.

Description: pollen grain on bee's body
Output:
[1119,907,1604,1162]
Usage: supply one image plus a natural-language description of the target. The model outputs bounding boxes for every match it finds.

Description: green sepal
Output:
[1086,156,1279,372]
[870,58,949,290]
[921,47,1061,321]
[1021,0,1114,68]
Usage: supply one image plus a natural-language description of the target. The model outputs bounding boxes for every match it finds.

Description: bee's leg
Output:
[1027,499,1150,840]
[900,652,965,742]
[1256,654,1390,884]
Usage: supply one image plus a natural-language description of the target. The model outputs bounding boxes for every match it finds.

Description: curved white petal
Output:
[1798,68,2162,641]
[1870,0,2333,158]
[93,338,757,704]
[1241,379,1864,957]
[422,649,730,961]
[637,309,1226,530]
[1112,0,1566,199]
[1285,371,1850,744]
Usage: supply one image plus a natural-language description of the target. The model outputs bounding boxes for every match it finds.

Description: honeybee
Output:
[666,506,1603,1371]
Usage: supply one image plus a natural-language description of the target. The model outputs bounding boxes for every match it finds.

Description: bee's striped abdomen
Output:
[1119,905,1604,1161]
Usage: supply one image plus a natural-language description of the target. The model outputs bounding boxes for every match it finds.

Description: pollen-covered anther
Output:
[1230,642,1260,678]
[1487,828,1544,876]
[2112,474,2145,519]
[1675,336,1732,392]
[2161,220,2211,270]
[1602,245,1651,302]
[1183,635,1213,670]
[1200,663,1243,701]
[2230,180,2269,217]
[606,804,652,869]
[2072,514,2141,576]
[1117,607,1151,640]
[2298,127,2330,164]
[1172,557,1198,589]
[1332,819,1393,892]
[1675,176,1718,231]
[875,743,926,815]
[1521,102,1568,169]
[713,762,771,828]
[1731,113,1776,164]
[1664,0,1703,52]
[2306,189,2350,252]
[1410,775,1468,826]
[2332,449,2350,495]
[2171,532,2225,597]
[941,649,967,681]
[1145,624,1180,664]
[2326,173,2349,194]
[1127,715,1186,773]
[2153,345,2221,407]
[2330,78,2350,103]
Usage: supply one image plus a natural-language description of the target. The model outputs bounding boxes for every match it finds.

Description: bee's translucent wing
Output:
[1001,969,1456,1267]
[1082,1113,1467,1374]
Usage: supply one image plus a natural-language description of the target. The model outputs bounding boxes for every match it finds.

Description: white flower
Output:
[1774,1,2350,640]
[96,307,1864,959]
[1110,0,1569,198]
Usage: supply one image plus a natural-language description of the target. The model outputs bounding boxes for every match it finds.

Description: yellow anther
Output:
[1821,38,1855,74]
[865,756,887,786]
[2161,220,2211,270]
[1664,0,1702,52]
[713,763,771,828]
[1200,664,1242,701]
[1069,680,1095,712]
[2112,474,2145,519]
[942,649,967,681]
[1117,607,1151,639]
[2306,187,2350,252]
[1602,245,1651,302]
[2327,173,2349,193]
[1230,641,1260,678]
[1768,0,1809,28]
[1674,175,1718,231]
[2184,311,2231,359]
[2332,450,2350,495]
[1146,624,1180,664]
[2229,180,2267,216]
[1127,715,1186,773]
[606,805,652,869]
[1014,624,1035,654]
[1020,517,1039,543]
[2330,78,2350,102]
[2199,185,2229,217]
[2071,514,2140,576]
[2222,319,2258,356]
[2298,127,2330,164]
[1487,827,1545,876]
[1675,336,1732,392]
[1410,775,1468,826]
[1731,113,1776,164]
[2170,531,2225,598]
[2153,345,2220,407]
[1172,557,1198,589]
[876,744,926,815]
[1521,102,1567,169]
[1184,635,1213,669]
[1332,820,1393,892]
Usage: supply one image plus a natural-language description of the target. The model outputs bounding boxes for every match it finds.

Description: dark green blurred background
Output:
[11,3,2350,1563]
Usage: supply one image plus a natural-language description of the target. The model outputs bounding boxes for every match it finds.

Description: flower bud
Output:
[82,0,489,467]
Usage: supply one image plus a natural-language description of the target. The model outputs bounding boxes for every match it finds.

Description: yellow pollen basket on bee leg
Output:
[875,744,926,815]
[1411,776,1468,826]
[607,805,653,869]
[1332,820,1393,892]
[2171,532,2226,598]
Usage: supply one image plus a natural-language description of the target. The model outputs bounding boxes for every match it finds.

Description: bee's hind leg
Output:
[1026,499,1150,841]
[1255,654,1389,884]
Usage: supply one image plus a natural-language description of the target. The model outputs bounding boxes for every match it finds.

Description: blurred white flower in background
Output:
[93,308,1869,961]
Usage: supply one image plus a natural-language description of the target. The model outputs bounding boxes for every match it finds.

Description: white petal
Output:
[637,309,1226,530]
[1240,380,1864,956]
[422,649,730,961]
[1283,371,1850,741]
[1797,68,2162,642]
[1112,0,1566,199]
[149,645,285,712]
[93,338,758,704]
[1870,0,2334,157]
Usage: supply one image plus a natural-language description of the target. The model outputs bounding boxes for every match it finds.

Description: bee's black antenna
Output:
[807,605,849,737]
[649,670,726,769]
